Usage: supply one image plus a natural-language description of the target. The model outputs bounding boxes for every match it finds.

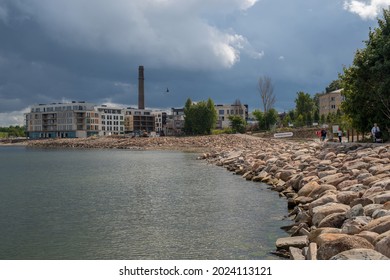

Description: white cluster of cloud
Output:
[12,0,261,70]
[0,5,7,23]
[344,0,390,19]
[0,108,29,127]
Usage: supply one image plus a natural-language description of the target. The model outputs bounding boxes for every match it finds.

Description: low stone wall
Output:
[201,135,390,260]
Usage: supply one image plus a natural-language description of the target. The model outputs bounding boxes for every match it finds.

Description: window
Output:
[219,110,224,115]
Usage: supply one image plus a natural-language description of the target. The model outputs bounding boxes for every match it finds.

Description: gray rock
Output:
[275,236,309,250]
[362,215,390,234]
[346,204,364,219]
[372,209,390,219]
[330,248,389,260]
[318,212,346,228]
[341,216,372,234]
[289,247,305,260]
[317,235,374,260]
[312,203,350,226]
[364,204,383,217]
[375,235,390,258]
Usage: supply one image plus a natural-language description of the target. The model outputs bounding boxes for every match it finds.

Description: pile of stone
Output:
[201,136,390,260]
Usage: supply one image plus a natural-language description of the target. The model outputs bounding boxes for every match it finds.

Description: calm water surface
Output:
[0,146,289,259]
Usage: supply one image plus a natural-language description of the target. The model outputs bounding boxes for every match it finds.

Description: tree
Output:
[258,76,275,113]
[183,98,217,135]
[326,79,342,93]
[228,115,246,133]
[340,9,390,133]
[183,98,193,134]
[295,91,314,126]
[252,109,279,130]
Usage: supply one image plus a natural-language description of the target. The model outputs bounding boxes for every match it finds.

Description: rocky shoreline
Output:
[26,134,390,260]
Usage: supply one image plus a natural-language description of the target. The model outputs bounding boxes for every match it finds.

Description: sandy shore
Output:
[22,134,390,259]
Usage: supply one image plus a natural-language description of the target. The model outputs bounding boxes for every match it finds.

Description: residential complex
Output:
[24,65,250,139]
[215,103,248,129]
[318,89,344,117]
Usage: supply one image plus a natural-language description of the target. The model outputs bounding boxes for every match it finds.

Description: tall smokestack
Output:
[138,65,145,110]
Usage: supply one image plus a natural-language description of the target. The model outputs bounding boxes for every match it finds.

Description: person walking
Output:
[321,129,327,142]
[338,128,343,142]
[371,123,380,143]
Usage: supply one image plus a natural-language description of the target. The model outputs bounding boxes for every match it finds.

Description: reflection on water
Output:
[0,147,289,259]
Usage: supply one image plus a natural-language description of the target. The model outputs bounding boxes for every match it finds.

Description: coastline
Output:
[20,134,390,259]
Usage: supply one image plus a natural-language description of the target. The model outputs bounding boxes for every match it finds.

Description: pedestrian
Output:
[321,129,327,142]
[371,123,381,143]
[338,128,342,142]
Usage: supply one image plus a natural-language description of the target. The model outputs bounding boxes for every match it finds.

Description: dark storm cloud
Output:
[0,0,385,125]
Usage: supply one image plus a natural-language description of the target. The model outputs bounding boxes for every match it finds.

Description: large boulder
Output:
[308,194,338,215]
[312,233,348,247]
[317,235,374,260]
[318,212,346,228]
[275,235,309,250]
[319,173,349,187]
[356,231,380,244]
[330,249,389,260]
[341,216,372,235]
[362,215,390,234]
[337,191,360,205]
[375,234,390,258]
[297,181,320,197]
[364,204,383,217]
[312,203,350,226]
[373,191,390,204]
[308,184,337,199]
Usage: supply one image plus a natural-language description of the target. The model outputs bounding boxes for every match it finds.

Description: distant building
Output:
[215,103,248,129]
[319,89,344,117]
[25,101,99,139]
[96,105,124,136]
[124,108,155,135]
[164,108,185,136]
[151,111,167,135]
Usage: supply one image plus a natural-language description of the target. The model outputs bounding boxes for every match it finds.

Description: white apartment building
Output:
[26,101,99,139]
[215,103,249,129]
[151,111,167,134]
[96,105,125,136]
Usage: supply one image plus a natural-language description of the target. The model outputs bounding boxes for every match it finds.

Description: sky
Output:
[0,0,389,126]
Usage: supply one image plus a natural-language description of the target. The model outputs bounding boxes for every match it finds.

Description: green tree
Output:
[265,108,279,129]
[295,91,314,119]
[340,9,390,132]
[253,109,279,130]
[183,98,217,135]
[252,110,265,130]
[326,79,342,93]
[228,115,246,133]
[184,98,193,134]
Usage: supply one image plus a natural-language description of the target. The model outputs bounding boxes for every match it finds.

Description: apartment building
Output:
[26,101,99,139]
[151,111,167,135]
[96,105,124,136]
[124,108,155,135]
[215,103,249,129]
[319,89,344,117]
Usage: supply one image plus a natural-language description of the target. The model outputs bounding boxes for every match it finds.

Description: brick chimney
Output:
[138,65,145,110]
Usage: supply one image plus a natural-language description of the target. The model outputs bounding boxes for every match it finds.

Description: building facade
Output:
[319,89,344,117]
[124,108,155,135]
[96,105,124,136]
[26,101,99,139]
[26,102,160,139]
[215,103,249,129]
